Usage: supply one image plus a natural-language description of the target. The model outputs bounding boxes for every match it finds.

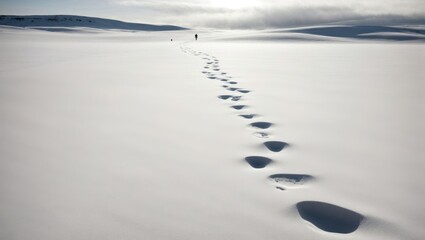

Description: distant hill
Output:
[220,25,425,42]
[287,25,425,41]
[0,15,188,32]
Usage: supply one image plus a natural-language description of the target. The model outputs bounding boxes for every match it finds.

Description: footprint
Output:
[231,105,247,110]
[253,132,269,138]
[264,141,288,152]
[221,79,228,82]
[296,201,364,234]
[218,95,232,100]
[250,122,272,129]
[222,85,229,88]
[221,73,227,75]
[228,87,239,91]
[208,76,217,79]
[214,69,220,71]
[238,89,251,94]
[231,96,241,101]
[268,174,313,188]
[228,81,238,85]
[239,114,257,119]
[245,156,273,169]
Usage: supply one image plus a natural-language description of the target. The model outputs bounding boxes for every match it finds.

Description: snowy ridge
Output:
[209,25,425,42]
[0,15,187,32]
[287,25,425,41]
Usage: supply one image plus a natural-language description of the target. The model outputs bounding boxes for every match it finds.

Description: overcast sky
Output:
[1,0,425,28]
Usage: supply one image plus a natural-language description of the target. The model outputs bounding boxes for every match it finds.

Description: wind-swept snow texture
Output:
[288,25,425,41]
[0,28,424,240]
[0,15,187,31]
[212,25,425,42]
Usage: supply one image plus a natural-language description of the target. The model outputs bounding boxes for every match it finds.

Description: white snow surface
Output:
[0,28,424,240]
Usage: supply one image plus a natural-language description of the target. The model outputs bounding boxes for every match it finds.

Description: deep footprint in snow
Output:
[245,156,273,169]
[218,95,232,100]
[208,76,217,79]
[263,141,289,152]
[228,87,239,91]
[250,122,272,129]
[296,201,364,234]
[228,81,238,84]
[268,174,313,188]
[231,96,241,101]
[238,89,251,94]
[240,114,257,119]
[231,105,247,110]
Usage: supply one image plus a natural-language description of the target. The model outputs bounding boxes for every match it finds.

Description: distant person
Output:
[195,34,198,41]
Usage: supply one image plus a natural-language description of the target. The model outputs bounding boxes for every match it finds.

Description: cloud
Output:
[111,0,425,28]
[195,6,425,29]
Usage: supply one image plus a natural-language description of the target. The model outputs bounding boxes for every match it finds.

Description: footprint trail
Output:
[180,44,364,235]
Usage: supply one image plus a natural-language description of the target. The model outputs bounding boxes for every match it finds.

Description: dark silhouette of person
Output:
[195,34,198,40]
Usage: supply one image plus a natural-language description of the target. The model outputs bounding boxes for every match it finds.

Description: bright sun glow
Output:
[208,0,260,9]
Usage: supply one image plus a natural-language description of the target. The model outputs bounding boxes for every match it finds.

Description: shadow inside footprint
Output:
[240,114,256,119]
[218,95,232,100]
[250,122,272,129]
[228,81,238,84]
[231,105,246,110]
[296,201,364,234]
[231,96,241,101]
[238,89,251,93]
[264,141,288,152]
[208,77,217,79]
[269,174,313,186]
[228,87,239,91]
[245,156,272,169]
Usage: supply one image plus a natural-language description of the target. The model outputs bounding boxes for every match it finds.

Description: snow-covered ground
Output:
[0,28,424,240]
